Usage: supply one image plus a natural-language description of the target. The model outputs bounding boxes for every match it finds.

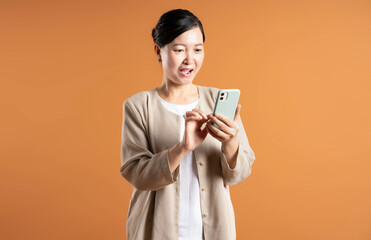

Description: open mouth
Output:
[180,69,193,77]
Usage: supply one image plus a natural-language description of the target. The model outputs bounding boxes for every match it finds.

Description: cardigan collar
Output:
[149,85,210,114]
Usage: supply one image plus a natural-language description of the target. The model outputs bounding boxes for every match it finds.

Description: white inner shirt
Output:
[158,95,203,240]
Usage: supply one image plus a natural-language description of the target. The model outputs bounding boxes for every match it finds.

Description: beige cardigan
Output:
[120,86,255,240]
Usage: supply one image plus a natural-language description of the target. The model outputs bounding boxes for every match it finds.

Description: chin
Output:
[170,75,196,85]
[179,78,195,85]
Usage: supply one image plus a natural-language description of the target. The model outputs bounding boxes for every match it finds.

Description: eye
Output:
[174,49,184,53]
[195,48,203,53]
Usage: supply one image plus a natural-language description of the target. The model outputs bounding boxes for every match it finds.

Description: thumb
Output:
[234,104,241,121]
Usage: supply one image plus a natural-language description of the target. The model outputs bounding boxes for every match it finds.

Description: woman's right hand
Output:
[182,109,209,152]
[168,109,209,173]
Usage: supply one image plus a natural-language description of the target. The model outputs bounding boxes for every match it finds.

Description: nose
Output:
[183,50,194,65]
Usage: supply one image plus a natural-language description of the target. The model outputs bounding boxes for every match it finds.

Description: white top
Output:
[158,95,203,240]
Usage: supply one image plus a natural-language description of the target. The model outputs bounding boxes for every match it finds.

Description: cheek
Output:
[167,56,182,71]
[196,55,204,67]
[162,56,176,71]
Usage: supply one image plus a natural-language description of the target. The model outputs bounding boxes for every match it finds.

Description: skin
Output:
[154,27,241,172]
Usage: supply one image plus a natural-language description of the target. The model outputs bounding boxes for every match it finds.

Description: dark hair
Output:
[151,9,205,48]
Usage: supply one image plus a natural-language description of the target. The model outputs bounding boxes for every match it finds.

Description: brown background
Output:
[1,0,370,239]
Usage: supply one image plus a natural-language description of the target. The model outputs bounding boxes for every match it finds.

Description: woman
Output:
[120,9,255,240]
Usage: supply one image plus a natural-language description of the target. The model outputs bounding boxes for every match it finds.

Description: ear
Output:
[154,44,161,58]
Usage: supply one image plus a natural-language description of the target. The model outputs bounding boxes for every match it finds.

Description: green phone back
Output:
[213,89,240,121]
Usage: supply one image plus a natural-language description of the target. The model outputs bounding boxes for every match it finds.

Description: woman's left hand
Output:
[206,104,241,168]
[206,104,241,144]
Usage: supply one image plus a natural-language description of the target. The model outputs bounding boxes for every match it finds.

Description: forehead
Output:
[170,27,203,46]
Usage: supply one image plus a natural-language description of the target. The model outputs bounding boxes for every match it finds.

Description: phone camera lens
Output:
[221,93,225,96]
[220,97,224,100]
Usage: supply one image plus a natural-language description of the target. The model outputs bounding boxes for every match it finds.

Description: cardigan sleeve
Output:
[220,115,255,185]
[120,99,179,191]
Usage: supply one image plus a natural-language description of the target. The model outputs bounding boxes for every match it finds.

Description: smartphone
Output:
[212,89,240,128]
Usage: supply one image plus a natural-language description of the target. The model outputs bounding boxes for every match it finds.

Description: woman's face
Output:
[156,27,204,85]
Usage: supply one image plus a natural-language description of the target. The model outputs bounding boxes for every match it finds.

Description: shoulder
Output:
[122,89,157,119]
[197,85,221,112]
[123,89,155,108]
[198,86,220,100]
[124,89,154,104]
[198,85,220,96]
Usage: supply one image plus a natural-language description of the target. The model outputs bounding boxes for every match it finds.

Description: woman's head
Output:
[152,9,205,48]
[152,9,205,86]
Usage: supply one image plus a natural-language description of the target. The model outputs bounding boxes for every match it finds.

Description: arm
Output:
[120,100,179,191]
[219,114,255,185]
[120,101,209,191]
[206,105,255,185]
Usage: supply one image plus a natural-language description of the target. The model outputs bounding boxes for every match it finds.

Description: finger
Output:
[195,118,209,130]
[214,113,234,128]
[206,122,229,142]
[210,115,230,133]
[185,116,200,122]
[205,124,221,141]
[234,104,241,122]
[206,121,229,140]
[205,123,220,139]
[192,108,208,119]
[186,111,203,120]
[199,117,210,124]
[212,116,238,137]
[200,125,208,137]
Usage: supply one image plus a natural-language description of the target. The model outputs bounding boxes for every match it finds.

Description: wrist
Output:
[177,142,192,155]
[168,142,191,173]
[222,137,239,169]
[222,137,239,153]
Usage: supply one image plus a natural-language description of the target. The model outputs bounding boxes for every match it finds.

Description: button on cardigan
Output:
[158,96,203,239]
[120,86,255,240]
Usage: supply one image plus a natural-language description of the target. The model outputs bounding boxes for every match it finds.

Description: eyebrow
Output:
[172,43,204,47]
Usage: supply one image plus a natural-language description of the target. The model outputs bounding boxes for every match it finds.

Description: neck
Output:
[157,81,199,105]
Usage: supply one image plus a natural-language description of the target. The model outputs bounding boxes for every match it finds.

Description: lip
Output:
[179,68,194,78]
[180,68,194,71]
